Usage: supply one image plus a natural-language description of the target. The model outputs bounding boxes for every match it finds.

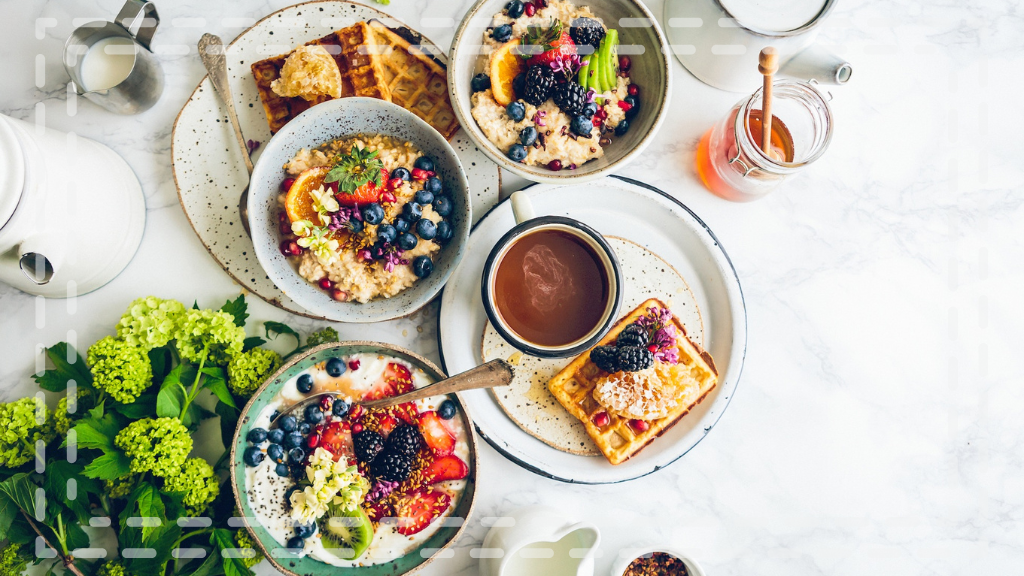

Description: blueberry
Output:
[246,428,268,444]
[377,223,397,244]
[402,202,423,220]
[397,232,419,251]
[506,0,525,17]
[392,167,411,181]
[432,196,453,218]
[614,119,630,136]
[414,218,436,240]
[332,400,350,418]
[295,523,316,538]
[393,216,411,233]
[512,73,527,98]
[296,374,313,394]
[290,464,305,479]
[471,73,491,93]
[270,410,280,421]
[415,189,435,205]
[298,422,311,435]
[268,429,284,444]
[284,485,301,502]
[491,24,513,42]
[435,221,454,244]
[506,101,526,122]
[243,446,265,467]
[507,144,528,162]
[412,256,434,278]
[623,95,639,118]
[413,156,435,172]
[326,357,346,377]
[288,447,306,464]
[519,126,538,147]
[348,219,364,234]
[304,404,323,424]
[283,432,304,450]
[278,415,297,433]
[570,115,593,137]
[582,102,598,117]
[286,536,304,552]
[423,176,443,195]
[438,399,457,420]
[361,203,385,225]
[275,463,290,477]
[266,443,285,463]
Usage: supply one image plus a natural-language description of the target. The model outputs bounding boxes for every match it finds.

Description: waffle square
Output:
[547,298,718,465]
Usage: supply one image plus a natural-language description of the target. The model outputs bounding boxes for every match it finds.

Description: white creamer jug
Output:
[0,114,145,297]
[480,506,602,576]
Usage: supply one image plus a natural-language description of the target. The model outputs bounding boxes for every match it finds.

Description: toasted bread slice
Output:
[547,298,718,465]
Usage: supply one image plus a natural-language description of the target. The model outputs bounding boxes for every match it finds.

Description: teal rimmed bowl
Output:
[229,341,478,575]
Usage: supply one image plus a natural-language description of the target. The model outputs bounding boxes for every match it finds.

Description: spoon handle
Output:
[359,360,515,410]
[197,33,253,174]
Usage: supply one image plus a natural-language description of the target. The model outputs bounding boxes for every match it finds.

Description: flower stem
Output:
[179,344,210,420]
[20,511,85,576]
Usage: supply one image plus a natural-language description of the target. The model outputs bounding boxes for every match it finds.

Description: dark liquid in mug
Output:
[493,229,609,347]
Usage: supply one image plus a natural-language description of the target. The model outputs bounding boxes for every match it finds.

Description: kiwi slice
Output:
[318,503,374,560]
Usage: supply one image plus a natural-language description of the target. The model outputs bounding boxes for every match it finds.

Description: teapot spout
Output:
[780,44,852,85]
[18,236,65,285]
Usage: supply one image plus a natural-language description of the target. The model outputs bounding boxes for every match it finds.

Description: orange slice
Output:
[285,165,331,224]
[489,40,525,107]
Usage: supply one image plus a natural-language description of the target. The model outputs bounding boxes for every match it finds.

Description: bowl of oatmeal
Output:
[449,0,671,183]
[610,544,707,576]
[248,98,471,322]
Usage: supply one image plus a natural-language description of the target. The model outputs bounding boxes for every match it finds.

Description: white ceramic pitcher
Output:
[0,114,145,297]
[480,506,602,576]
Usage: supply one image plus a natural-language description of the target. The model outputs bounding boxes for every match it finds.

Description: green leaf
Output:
[6,514,35,545]
[157,363,194,419]
[184,403,217,431]
[112,393,157,419]
[242,337,266,352]
[193,300,201,310]
[123,520,180,576]
[323,146,383,195]
[65,520,90,551]
[67,409,124,451]
[264,321,301,355]
[212,528,254,576]
[214,403,240,457]
[186,548,225,576]
[202,367,236,409]
[82,451,132,480]
[148,346,173,381]
[33,342,92,393]
[41,461,99,524]
[220,294,249,328]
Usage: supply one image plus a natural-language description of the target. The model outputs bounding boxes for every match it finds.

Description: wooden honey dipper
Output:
[758,47,779,157]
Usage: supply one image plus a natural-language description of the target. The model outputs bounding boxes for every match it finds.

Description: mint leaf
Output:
[82,451,132,480]
[33,342,92,393]
[220,295,249,327]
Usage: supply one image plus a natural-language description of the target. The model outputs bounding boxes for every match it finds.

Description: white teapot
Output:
[480,506,602,576]
[0,114,145,297]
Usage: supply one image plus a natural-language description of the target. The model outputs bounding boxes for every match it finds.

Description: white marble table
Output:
[3,0,1023,573]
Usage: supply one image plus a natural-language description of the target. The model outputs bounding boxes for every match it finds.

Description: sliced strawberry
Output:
[362,362,415,401]
[365,501,392,523]
[393,402,420,426]
[418,411,456,456]
[421,455,468,485]
[319,421,354,460]
[333,167,390,206]
[392,487,451,536]
[376,415,399,437]
[523,22,577,68]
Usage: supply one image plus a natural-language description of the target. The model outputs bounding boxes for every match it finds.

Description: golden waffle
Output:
[251,22,390,134]
[366,20,459,140]
[547,298,718,465]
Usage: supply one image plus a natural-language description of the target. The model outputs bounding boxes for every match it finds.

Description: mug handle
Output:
[510,191,535,224]
[116,0,160,50]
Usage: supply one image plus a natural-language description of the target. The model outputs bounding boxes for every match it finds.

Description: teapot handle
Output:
[116,0,160,51]
[779,44,852,86]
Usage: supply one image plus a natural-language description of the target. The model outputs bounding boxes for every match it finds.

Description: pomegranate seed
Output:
[535,0,547,7]
[630,419,650,432]
[318,277,334,290]
[627,84,639,97]
[388,177,404,189]
[619,56,631,71]
[381,191,397,204]
[352,423,364,434]
[314,424,325,434]
[592,412,610,427]
[547,159,562,171]
[307,434,321,448]
[280,178,295,192]
[411,168,430,181]
[277,211,288,222]
[331,288,348,302]
[280,240,301,256]
[617,100,633,112]
[320,396,334,411]
[648,344,657,352]
[348,359,361,371]
[279,220,293,235]
[524,2,536,16]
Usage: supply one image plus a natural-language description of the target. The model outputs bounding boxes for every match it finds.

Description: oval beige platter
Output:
[171,0,501,320]
[480,236,704,456]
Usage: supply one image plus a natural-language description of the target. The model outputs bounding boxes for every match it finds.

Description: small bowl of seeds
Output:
[611,544,706,576]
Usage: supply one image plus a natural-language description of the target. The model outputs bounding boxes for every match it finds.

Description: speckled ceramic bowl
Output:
[229,341,478,576]
[248,98,471,322]
[448,0,672,184]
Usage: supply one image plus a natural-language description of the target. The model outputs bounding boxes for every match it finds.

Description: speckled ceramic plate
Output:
[171,0,500,319]
[481,236,704,456]
[229,341,477,575]
[437,176,747,484]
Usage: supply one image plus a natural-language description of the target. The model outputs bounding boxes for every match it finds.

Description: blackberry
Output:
[553,81,588,116]
[372,452,413,482]
[522,66,555,106]
[617,346,654,372]
[385,424,422,456]
[354,430,385,464]
[616,324,649,348]
[569,18,605,50]
[590,345,620,373]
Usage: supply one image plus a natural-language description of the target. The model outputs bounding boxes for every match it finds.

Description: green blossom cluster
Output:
[0,542,30,576]
[175,309,245,365]
[227,348,281,397]
[117,296,187,350]
[104,475,136,499]
[305,326,339,348]
[115,417,192,478]
[234,528,264,569]
[87,336,153,404]
[0,396,53,467]
[97,560,129,576]
[161,457,219,514]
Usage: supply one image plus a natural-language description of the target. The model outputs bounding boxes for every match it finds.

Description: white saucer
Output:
[437,176,746,484]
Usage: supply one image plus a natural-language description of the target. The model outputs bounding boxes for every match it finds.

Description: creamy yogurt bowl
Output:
[230,342,477,575]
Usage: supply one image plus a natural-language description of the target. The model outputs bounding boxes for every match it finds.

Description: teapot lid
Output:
[0,116,25,229]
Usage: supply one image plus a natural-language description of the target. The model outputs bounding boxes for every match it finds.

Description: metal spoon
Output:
[271,360,514,426]
[197,33,254,237]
